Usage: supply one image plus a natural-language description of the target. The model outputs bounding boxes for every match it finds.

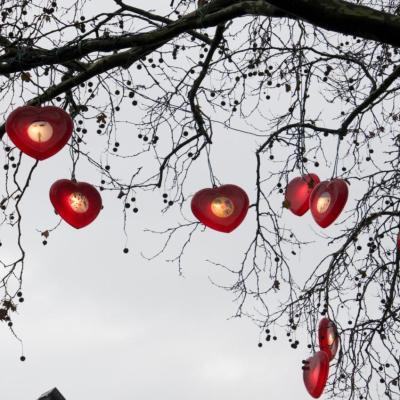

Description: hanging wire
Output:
[69,135,80,181]
[297,47,306,176]
[331,133,342,180]
[206,144,216,187]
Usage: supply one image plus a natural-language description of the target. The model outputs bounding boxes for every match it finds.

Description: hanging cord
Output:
[297,47,306,176]
[70,135,80,182]
[206,144,216,187]
[64,91,81,183]
[331,133,342,180]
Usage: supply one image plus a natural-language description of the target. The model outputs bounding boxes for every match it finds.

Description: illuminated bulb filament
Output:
[316,192,331,214]
[27,121,54,143]
[68,192,89,213]
[211,196,234,218]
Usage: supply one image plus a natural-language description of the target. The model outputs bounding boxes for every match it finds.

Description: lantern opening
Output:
[27,121,54,143]
[68,192,89,213]
[316,192,331,214]
[211,196,234,218]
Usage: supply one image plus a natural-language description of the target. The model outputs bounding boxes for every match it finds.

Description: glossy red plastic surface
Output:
[191,184,249,233]
[6,106,73,160]
[285,174,320,216]
[303,351,330,399]
[310,179,348,228]
[318,318,339,361]
[49,179,102,229]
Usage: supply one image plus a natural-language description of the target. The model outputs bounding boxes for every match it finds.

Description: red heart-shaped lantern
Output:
[284,174,320,216]
[191,184,249,233]
[310,179,348,228]
[49,179,102,229]
[303,351,330,399]
[318,318,339,361]
[6,106,73,160]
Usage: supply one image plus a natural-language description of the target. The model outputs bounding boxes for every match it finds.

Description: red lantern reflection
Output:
[6,106,73,160]
[191,184,249,233]
[284,173,320,216]
[309,179,348,228]
[303,351,329,398]
[318,318,339,361]
[49,179,102,229]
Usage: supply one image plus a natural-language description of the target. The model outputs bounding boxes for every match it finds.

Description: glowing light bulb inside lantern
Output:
[316,192,331,214]
[68,192,89,213]
[211,196,234,218]
[327,330,336,346]
[27,121,53,143]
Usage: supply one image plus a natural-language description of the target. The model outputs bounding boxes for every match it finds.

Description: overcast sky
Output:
[0,1,352,399]
[1,181,314,400]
